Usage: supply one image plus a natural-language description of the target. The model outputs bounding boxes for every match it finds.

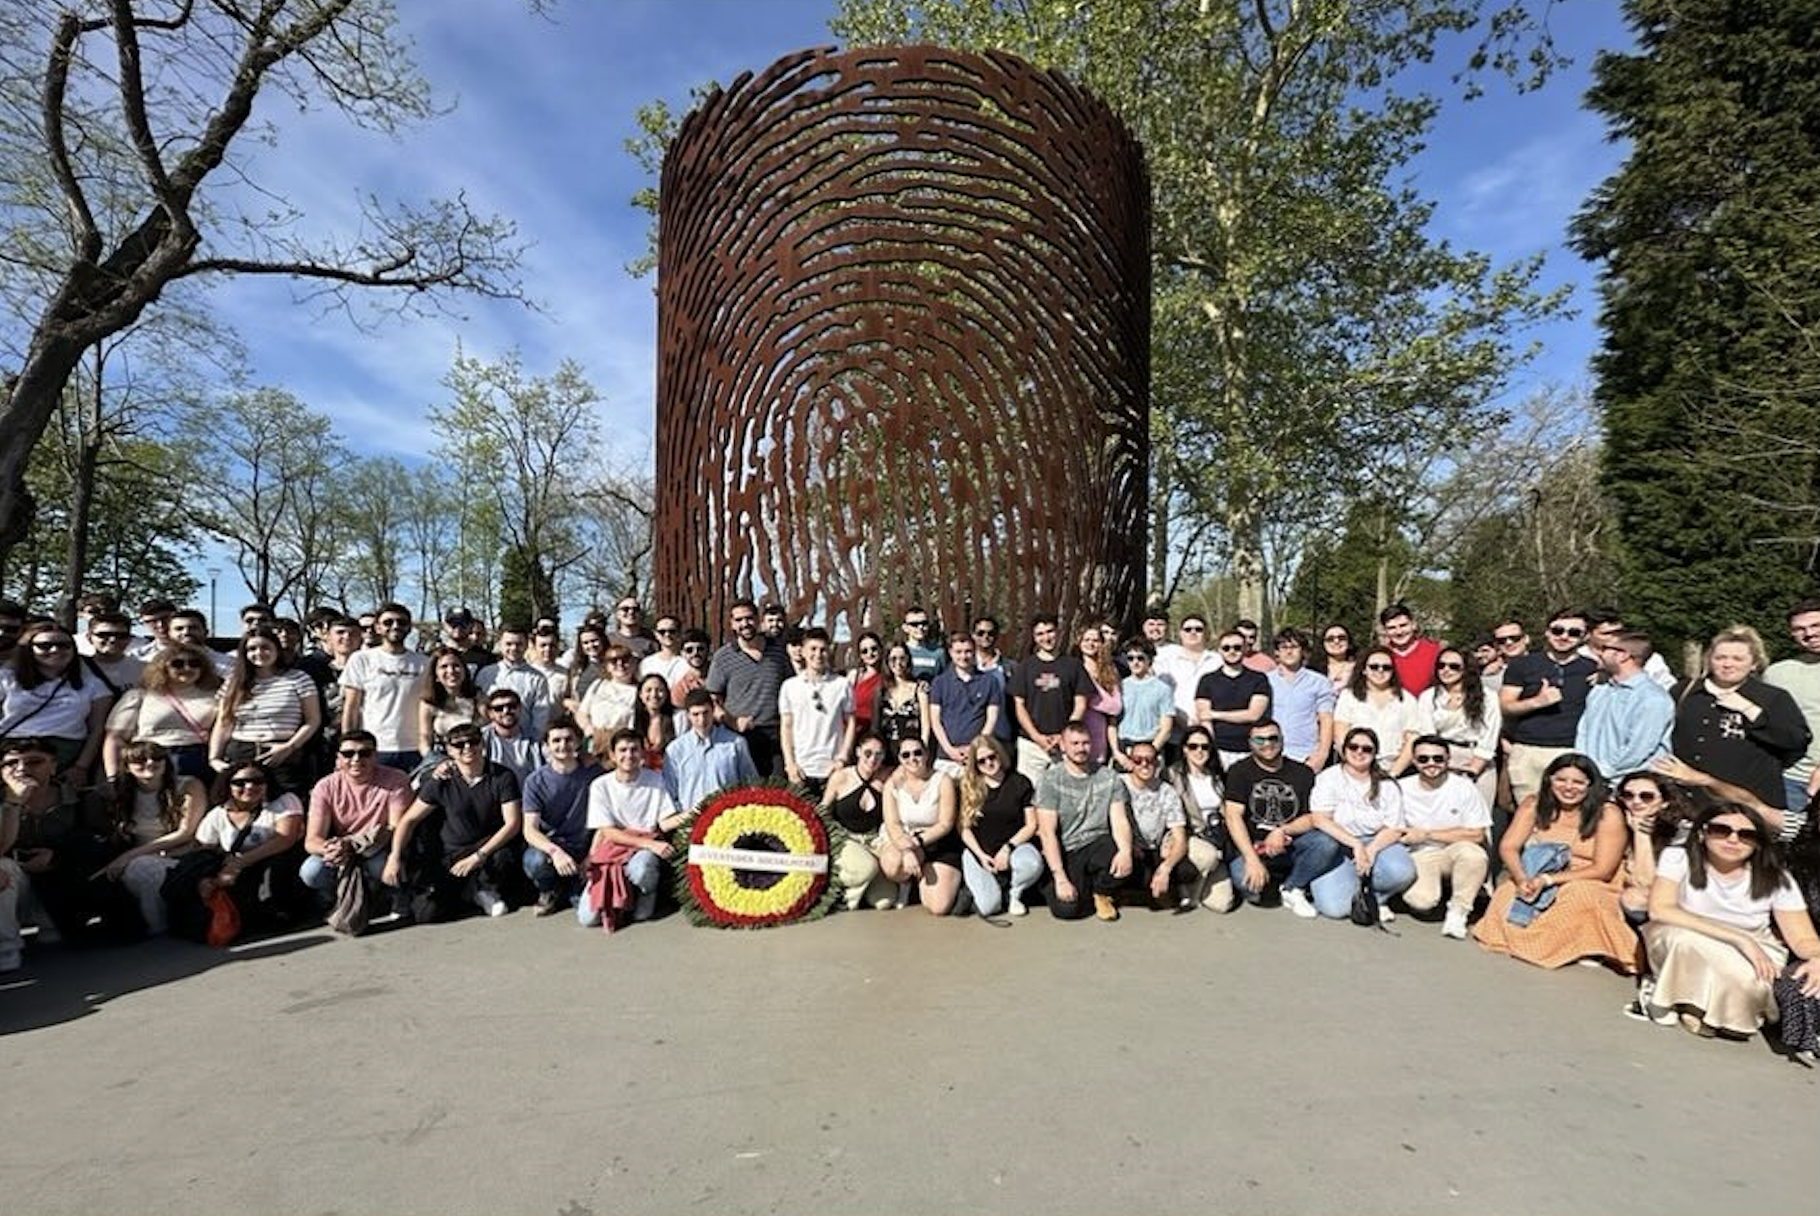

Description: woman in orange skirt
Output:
[1474,752,1642,972]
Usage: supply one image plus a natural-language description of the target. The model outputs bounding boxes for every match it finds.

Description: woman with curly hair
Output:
[418,645,482,758]
[96,741,208,934]
[103,642,221,782]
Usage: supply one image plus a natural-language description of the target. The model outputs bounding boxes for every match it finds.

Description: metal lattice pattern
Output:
[655,44,1149,638]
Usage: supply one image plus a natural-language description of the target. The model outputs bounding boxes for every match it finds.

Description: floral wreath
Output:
[673,783,846,928]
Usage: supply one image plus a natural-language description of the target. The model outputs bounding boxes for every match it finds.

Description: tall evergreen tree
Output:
[1574,0,1820,654]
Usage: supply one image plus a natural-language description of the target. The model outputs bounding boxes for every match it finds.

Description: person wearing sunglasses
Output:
[1195,631,1272,772]
[1575,630,1675,784]
[1474,752,1640,972]
[476,625,556,743]
[1,621,115,779]
[384,722,524,921]
[92,741,208,936]
[1499,607,1601,805]
[1671,624,1810,831]
[1,735,134,957]
[1636,803,1820,1043]
[1155,614,1219,763]
[876,734,964,914]
[1220,722,1317,912]
[297,730,411,925]
[103,643,222,783]
[164,761,305,939]
[82,610,146,694]
[1612,769,1696,926]
[1335,646,1419,777]
[1292,727,1415,921]
[1113,640,1175,773]
[1396,735,1492,938]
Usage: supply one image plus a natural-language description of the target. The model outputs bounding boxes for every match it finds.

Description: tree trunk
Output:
[0,332,93,567]
[57,347,108,628]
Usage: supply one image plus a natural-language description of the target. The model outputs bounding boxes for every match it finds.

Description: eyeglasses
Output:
[1436,660,1465,672]
[654,627,678,636]
[1124,653,1148,663]
[1219,644,1244,653]
[1414,753,1449,765]
[1181,624,1205,634]
[378,617,409,628]
[1323,632,1347,642]
[339,747,376,759]
[1249,734,1282,745]
[1130,754,1158,766]
[972,627,997,638]
[683,644,707,654]
[904,620,928,629]
[1183,742,1211,752]
[1619,789,1660,803]
[1365,662,1393,672]
[898,747,925,760]
[168,659,202,672]
[93,630,131,641]
[30,639,73,652]
[488,704,519,715]
[1703,822,1762,845]
[228,776,267,788]
[975,752,1000,765]
[448,739,482,751]
[1494,633,1524,645]
[1344,742,1377,755]
[1547,625,1585,639]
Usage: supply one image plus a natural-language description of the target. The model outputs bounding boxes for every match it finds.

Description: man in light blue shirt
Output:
[1576,630,1674,780]
[666,688,760,811]
[1265,628,1335,769]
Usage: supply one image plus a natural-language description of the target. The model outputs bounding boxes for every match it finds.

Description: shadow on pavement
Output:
[0,930,332,1035]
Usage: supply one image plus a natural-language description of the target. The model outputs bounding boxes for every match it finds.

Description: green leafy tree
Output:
[0,1,526,566]
[831,0,1567,620]
[1572,0,1820,654]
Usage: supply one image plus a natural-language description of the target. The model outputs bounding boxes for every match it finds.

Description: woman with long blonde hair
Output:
[958,735,1043,917]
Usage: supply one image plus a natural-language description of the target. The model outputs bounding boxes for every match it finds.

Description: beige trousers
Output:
[1507,743,1571,805]
[1404,841,1490,914]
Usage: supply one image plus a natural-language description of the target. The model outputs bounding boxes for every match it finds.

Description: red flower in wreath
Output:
[678,785,839,928]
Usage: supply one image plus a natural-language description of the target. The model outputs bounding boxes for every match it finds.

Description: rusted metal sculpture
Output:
[654,44,1149,641]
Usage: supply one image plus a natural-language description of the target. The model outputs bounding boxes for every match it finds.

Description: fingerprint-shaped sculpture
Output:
[655,44,1149,640]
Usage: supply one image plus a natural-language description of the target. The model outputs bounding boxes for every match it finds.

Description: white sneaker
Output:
[473,885,508,918]
[1282,888,1317,919]
[1007,897,1028,918]
[872,896,898,911]
[1441,907,1469,939]
[1378,904,1396,926]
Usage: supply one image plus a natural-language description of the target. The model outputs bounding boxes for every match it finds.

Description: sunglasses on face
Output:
[489,705,519,715]
[93,630,131,641]
[973,628,996,638]
[683,644,707,654]
[1181,624,1205,633]
[1130,754,1158,766]
[228,776,267,788]
[339,747,376,759]
[1344,742,1377,755]
[448,739,482,751]
[1183,742,1211,752]
[975,752,1000,764]
[1414,753,1449,765]
[899,748,925,761]
[1495,634,1524,645]
[1547,625,1585,638]
[1437,660,1465,672]
[654,627,678,636]
[1125,653,1148,663]
[31,640,73,652]
[1703,822,1761,844]
[168,659,202,672]
[1249,734,1281,745]
[1219,644,1244,653]
[1365,662,1393,672]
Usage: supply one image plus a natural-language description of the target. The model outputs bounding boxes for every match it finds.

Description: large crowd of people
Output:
[2,591,1818,1061]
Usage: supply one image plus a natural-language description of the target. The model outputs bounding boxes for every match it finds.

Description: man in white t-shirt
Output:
[639,614,692,687]
[338,603,429,770]
[1396,734,1492,940]
[580,729,685,928]
[778,628,854,798]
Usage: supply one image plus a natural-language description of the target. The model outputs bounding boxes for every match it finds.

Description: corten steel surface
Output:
[654,44,1149,642]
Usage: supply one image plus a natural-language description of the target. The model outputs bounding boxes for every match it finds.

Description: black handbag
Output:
[1349,878,1380,927]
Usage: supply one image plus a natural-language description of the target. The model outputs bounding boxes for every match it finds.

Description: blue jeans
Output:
[1229,847,1295,904]
[960,844,1043,916]
[298,851,387,892]
[577,849,663,926]
[1308,833,1417,919]
[522,845,586,896]
[1282,830,1350,893]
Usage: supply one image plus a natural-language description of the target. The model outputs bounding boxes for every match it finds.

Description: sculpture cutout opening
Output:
[655,44,1150,639]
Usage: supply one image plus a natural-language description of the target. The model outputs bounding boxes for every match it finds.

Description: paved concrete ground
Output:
[2,901,1815,1215]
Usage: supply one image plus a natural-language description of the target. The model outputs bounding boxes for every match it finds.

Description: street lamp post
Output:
[207,567,221,639]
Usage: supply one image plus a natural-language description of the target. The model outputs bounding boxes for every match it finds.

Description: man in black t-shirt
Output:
[1010,614,1089,782]
[383,723,524,921]
[1219,720,1319,909]
[1195,631,1272,769]
[1498,607,1600,805]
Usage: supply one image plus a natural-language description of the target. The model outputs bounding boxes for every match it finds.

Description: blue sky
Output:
[205,0,1633,463]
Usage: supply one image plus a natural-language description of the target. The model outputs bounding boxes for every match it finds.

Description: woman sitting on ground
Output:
[1636,803,1820,1043]
[1613,769,1696,923]
[877,733,962,914]
[821,732,896,910]
[96,741,208,935]
[1474,752,1641,972]
[1290,726,1415,922]
[958,735,1042,917]
[1165,724,1233,910]
[164,761,305,938]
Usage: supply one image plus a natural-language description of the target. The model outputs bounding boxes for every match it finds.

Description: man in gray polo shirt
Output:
[705,596,791,779]
[1034,720,1136,921]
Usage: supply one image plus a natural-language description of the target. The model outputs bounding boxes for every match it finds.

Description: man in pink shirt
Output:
[1380,602,1441,695]
[298,730,413,897]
